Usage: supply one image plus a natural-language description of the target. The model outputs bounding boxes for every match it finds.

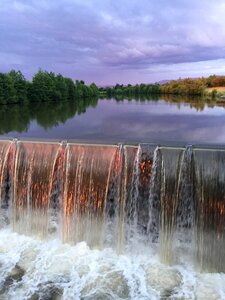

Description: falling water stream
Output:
[0,140,225,299]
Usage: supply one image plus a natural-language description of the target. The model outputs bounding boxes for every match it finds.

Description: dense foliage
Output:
[160,78,206,95]
[206,75,225,87]
[101,83,161,98]
[102,75,225,98]
[1,70,225,105]
[160,76,225,96]
[0,70,99,105]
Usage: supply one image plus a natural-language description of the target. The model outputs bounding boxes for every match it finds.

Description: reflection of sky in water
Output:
[1,99,225,145]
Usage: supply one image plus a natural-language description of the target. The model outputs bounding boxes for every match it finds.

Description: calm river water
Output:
[0,97,225,145]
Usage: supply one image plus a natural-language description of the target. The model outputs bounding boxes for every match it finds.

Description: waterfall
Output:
[0,139,225,272]
[194,148,225,272]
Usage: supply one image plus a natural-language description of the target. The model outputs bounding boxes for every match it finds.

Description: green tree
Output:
[0,73,16,104]
[55,74,68,101]
[8,70,28,103]
[30,69,55,102]
[64,78,76,101]
[89,83,98,96]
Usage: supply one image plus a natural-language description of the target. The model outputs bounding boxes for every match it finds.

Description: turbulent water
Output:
[0,140,225,299]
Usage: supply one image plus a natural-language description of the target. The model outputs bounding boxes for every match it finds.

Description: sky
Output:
[1,0,225,85]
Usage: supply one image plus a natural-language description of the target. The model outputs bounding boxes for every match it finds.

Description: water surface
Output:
[0,97,225,145]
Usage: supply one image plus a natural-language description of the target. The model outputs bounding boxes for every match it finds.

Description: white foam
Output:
[0,229,225,300]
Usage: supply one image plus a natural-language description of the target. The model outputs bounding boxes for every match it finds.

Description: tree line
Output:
[1,70,225,105]
[100,83,161,98]
[102,75,225,98]
[0,70,99,105]
[160,76,225,96]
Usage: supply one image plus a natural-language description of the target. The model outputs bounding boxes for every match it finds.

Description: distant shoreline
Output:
[1,70,225,104]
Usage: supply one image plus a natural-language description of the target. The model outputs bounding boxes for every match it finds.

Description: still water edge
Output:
[0,98,225,145]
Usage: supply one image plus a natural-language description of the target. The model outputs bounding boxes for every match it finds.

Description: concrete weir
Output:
[0,139,225,272]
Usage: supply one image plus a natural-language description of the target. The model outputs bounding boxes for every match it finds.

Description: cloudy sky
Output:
[1,0,225,85]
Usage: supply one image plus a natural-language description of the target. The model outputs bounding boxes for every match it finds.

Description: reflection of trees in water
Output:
[106,94,223,112]
[0,97,98,134]
[161,94,210,112]
[104,94,160,102]
[0,95,224,135]
[0,104,30,133]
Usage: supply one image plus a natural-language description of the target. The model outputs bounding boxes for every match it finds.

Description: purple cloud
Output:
[0,0,225,85]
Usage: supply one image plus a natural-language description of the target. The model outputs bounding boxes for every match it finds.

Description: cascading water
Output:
[0,139,225,299]
[193,148,225,273]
